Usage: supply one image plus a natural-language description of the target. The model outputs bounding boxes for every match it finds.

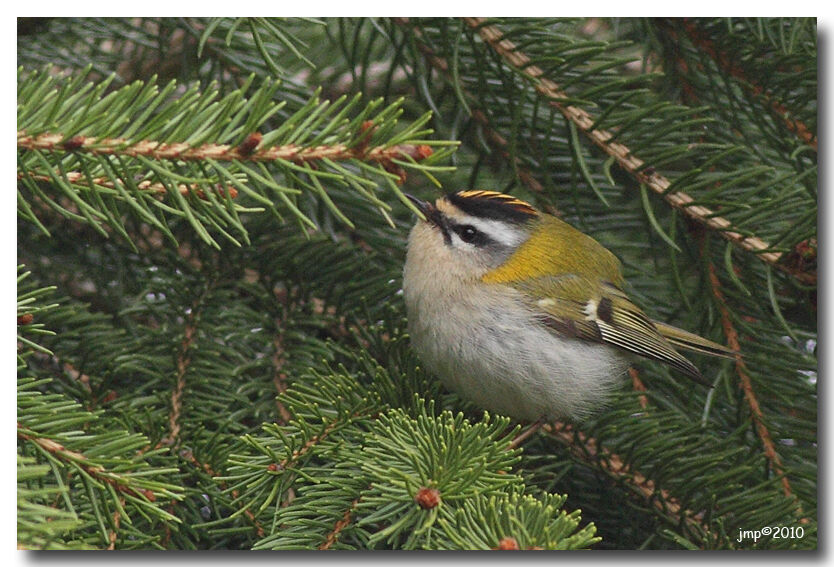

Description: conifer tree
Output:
[17,17,816,550]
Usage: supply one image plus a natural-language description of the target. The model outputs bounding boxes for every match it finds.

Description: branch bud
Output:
[414,487,441,509]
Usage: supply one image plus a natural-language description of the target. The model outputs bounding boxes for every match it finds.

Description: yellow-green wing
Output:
[512,276,711,385]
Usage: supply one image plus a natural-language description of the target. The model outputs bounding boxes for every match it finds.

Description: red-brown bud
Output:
[237,132,263,156]
[494,537,520,550]
[63,136,86,151]
[414,145,433,160]
[414,487,441,510]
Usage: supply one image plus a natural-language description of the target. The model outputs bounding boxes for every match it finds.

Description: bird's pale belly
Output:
[406,286,630,421]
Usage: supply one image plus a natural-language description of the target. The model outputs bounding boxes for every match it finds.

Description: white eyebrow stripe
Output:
[454,215,527,248]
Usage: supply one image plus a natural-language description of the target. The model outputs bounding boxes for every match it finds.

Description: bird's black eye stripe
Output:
[451,223,490,247]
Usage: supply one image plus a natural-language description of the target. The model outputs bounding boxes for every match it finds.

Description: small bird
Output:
[402,190,734,421]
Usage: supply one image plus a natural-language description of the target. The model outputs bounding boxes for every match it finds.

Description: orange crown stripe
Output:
[454,190,538,215]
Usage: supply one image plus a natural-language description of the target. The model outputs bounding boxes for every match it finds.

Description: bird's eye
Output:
[454,224,480,244]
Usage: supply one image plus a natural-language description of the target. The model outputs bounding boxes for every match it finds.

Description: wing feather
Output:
[515,276,710,385]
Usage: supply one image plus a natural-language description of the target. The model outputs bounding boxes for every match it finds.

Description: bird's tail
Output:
[653,321,738,359]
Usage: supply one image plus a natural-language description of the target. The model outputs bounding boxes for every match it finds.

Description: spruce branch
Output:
[676,19,816,151]
[276,416,344,470]
[17,379,185,548]
[18,67,455,247]
[106,496,125,550]
[706,255,794,503]
[462,17,813,286]
[271,331,293,425]
[393,18,548,199]
[177,448,266,539]
[543,421,708,543]
[18,170,239,200]
[17,266,58,360]
[434,490,599,550]
[17,456,86,550]
[18,428,152,502]
[17,130,437,169]
[318,497,361,550]
[161,282,211,448]
[217,369,383,532]
[197,18,324,76]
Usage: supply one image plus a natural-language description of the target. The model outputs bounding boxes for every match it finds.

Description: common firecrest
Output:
[402,190,733,421]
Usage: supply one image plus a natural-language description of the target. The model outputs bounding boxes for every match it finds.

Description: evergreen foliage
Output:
[17,17,816,550]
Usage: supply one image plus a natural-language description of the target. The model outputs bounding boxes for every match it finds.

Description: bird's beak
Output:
[405,194,442,227]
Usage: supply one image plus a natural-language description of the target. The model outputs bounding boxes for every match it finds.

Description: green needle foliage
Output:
[18,17,816,550]
[18,66,455,248]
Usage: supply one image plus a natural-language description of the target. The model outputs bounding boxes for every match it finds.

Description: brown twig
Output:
[165,324,194,447]
[280,420,341,470]
[461,17,814,286]
[18,170,238,200]
[271,333,293,425]
[507,418,545,450]
[160,288,210,449]
[319,497,360,550]
[629,367,649,409]
[271,289,293,425]
[107,497,125,550]
[18,131,433,169]
[705,262,792,499]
